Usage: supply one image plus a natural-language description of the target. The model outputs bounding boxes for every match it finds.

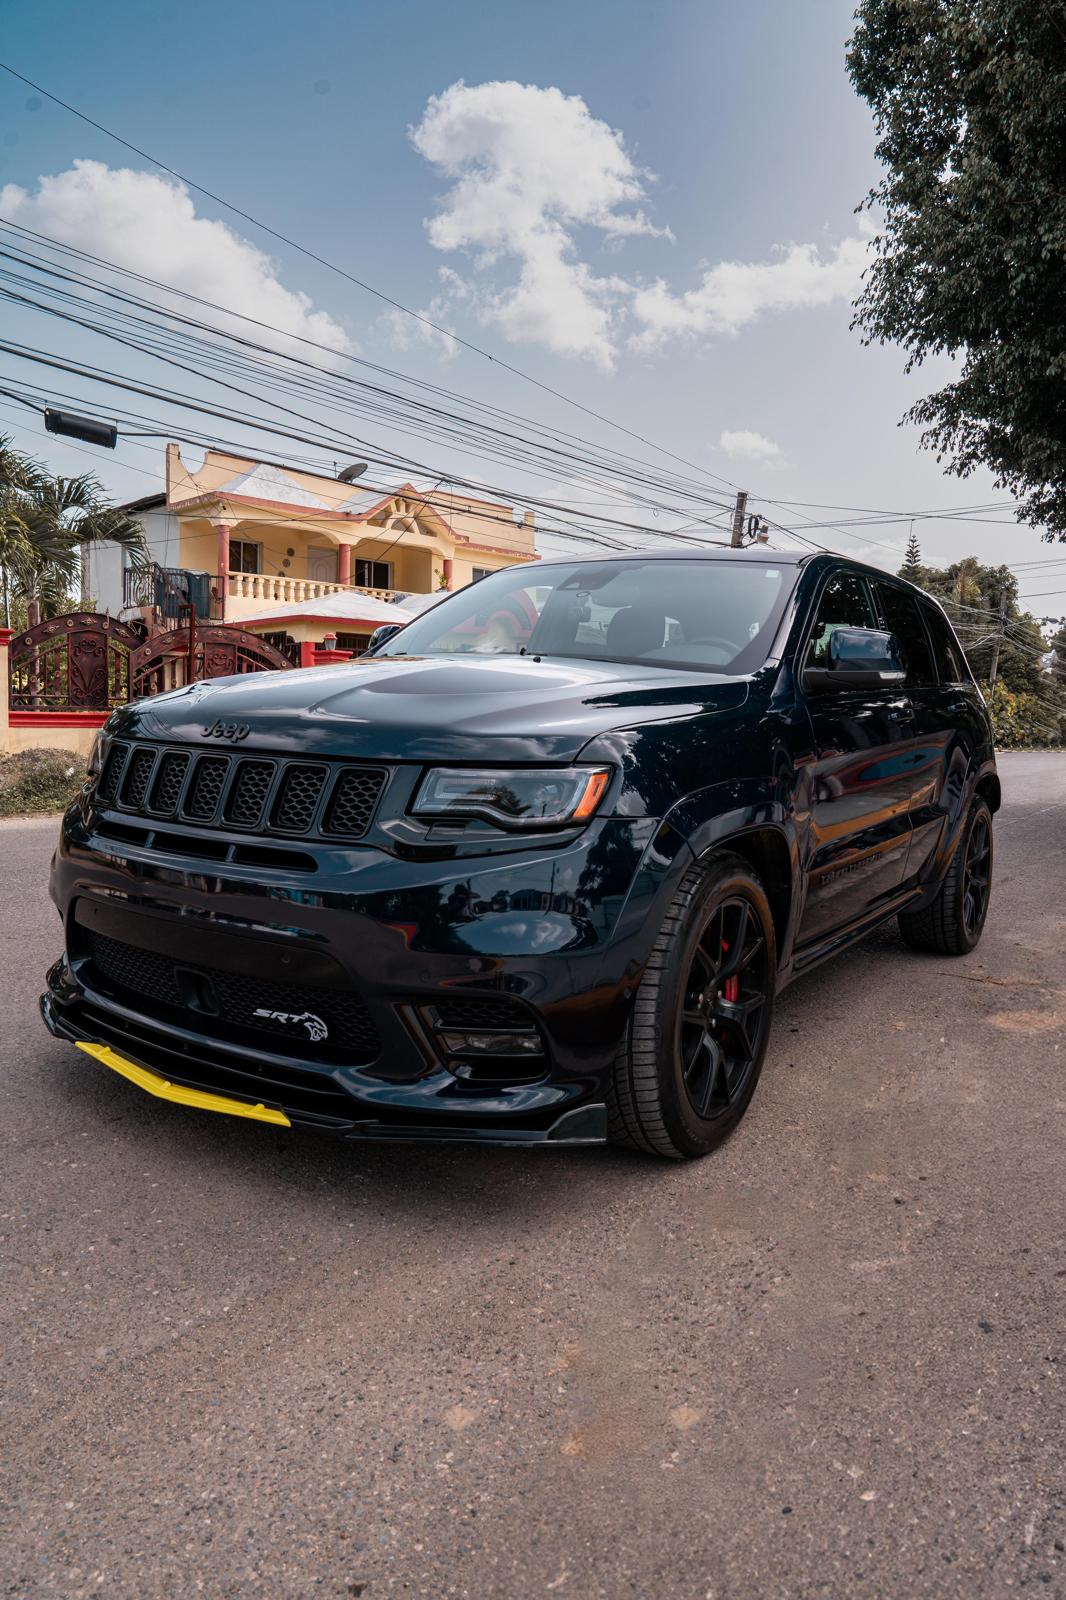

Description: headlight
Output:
[412,767,611,830]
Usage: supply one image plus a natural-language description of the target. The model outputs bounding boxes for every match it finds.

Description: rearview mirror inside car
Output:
[803,627,906,692]
[366,622,404,653]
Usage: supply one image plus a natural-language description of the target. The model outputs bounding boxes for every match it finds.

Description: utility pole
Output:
[730,489,749,548]
[988,595,1008,693]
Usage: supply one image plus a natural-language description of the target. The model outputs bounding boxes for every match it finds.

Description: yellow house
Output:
[112,445,537,625]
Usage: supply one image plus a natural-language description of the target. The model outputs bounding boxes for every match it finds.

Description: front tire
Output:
[897,796,993,956]
[607,854,777,1159]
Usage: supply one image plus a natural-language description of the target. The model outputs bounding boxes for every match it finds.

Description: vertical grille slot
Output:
[322,767,387,839]
[184,755,230,820]
[96,742,129,805]
[224,759,276,828]
[272,764,328,832]
[148,750,191,816]
[120,747,157,809]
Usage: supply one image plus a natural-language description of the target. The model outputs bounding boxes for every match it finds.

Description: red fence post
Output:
[0,627,13,754]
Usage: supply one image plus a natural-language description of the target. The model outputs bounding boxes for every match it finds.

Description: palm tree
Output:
[0,434,146,625]
[0,436,42,624]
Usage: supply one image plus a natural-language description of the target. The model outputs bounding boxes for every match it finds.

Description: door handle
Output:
[887,706,915,723]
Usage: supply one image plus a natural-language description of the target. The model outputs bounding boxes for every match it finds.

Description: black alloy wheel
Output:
[962,808,992,939]
[898,794,994,956]
[607,854,777,1159]
[678,895,770,1122]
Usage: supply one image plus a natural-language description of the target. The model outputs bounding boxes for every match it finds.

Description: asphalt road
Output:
[2,751,1064,1600]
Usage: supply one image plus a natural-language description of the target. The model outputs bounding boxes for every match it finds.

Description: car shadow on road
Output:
[39,915,939,1231]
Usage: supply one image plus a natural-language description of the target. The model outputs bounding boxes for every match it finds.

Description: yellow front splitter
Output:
[75,1040,291,1127]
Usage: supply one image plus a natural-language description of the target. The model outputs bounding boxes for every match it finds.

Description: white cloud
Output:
[718,429,784,466]
[631,231,871,348]
[379,267,464,359]
[408,80,669,369]
[0,160,353,358]
[403,82,873,367]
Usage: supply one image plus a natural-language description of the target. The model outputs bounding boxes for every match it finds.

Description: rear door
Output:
[872,580,950,885]
[795,568,916,948]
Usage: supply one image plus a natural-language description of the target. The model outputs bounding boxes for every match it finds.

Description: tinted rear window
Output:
[875,582,936,686]
[920,602,970,684]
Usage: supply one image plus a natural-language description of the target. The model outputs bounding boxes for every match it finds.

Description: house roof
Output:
[239,590,423,629]
[119,492,166,514]
[218,462,332,509]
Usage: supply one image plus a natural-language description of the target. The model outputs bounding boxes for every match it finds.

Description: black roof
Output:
[118,492,166,514]
[534,545,810,566]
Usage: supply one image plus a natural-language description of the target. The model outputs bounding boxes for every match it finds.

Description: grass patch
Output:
[0,748,85,818]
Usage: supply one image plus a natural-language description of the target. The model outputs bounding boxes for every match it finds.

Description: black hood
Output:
[115,654,749,763]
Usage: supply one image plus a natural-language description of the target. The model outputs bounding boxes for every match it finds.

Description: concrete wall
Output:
[84,507,186,615]
[4,719,102,757]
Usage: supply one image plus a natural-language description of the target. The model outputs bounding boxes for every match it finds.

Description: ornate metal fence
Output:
[9,613,294,713]
[130,624,294,699]
[9,614,142,710]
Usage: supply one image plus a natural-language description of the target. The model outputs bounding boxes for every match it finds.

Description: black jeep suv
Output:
[43,549,997,1159]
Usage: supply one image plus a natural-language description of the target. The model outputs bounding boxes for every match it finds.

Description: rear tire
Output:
[607,853,777,1159]
[897,796,993,956]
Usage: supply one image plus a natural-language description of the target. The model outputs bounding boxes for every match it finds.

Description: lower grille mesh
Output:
[434,996,532,1029]
[86,930,381,1060]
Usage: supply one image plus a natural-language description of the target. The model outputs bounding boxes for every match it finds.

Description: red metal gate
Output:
[9,614,293,712]
[9,614,142,710]
[131,624,294,699]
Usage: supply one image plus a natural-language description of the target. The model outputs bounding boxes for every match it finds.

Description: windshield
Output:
[376,558,793,674]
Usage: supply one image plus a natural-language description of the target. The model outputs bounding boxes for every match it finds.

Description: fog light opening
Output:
[418,1003,548,1084]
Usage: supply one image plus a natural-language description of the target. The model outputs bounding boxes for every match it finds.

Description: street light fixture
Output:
[44,408,118,449]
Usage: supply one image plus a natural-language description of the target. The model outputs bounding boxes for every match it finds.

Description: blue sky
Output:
[0,0,1050,589]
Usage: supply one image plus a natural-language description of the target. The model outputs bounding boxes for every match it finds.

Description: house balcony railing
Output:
[123,564,218,620]
[225,571,400,606]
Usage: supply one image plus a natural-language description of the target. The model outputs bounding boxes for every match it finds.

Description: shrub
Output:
[0,748,85,817]
[988,681,1065,750]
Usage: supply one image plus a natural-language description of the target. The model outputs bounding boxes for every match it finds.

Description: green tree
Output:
[0,434,144,624]
[900,529,923,581]
[900,553,1062,698]
[848,3,1066,541]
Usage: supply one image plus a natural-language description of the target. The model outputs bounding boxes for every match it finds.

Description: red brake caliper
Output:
[721,938,738,1004]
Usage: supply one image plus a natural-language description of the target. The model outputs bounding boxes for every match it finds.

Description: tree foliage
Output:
[0,433,144,622]
[848,2,1066,540]
[900,530,923,580]
[901,550,1066,741]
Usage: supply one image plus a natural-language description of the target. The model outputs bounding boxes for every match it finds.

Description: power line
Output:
[0,59,751,503]
[0,225,746,540]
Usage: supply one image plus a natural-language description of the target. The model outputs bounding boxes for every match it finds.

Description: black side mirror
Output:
[803,627,905,692]
[366,622,404,654]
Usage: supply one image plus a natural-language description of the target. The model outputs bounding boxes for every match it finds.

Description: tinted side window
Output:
[921,602,969,684]
[805,572,877,667]
[875,583,935,686]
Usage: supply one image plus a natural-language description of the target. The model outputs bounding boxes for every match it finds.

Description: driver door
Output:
[796,570,916,948]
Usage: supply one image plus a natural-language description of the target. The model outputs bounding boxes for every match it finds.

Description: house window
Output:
[229,539,261,575]
[355,559,392,589]
[336,632,372,655]
[472,566,494,582]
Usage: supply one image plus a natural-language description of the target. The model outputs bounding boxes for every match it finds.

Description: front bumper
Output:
[42,800,683,1147]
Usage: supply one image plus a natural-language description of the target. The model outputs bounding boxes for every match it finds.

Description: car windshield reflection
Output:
[375,558,792,675]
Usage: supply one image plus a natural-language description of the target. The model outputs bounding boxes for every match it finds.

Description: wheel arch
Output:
[694,825,794,960]
[974,770,1001,815]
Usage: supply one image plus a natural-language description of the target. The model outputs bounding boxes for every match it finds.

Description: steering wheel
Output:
[685,635,737,661]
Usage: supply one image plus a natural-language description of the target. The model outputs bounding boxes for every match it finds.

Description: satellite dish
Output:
[337,461,369,483]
